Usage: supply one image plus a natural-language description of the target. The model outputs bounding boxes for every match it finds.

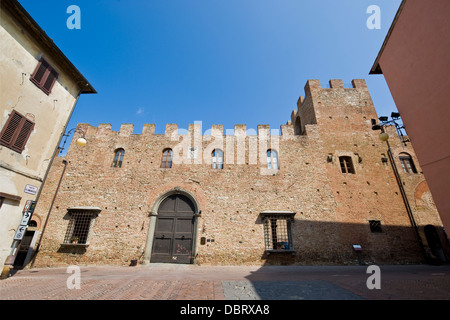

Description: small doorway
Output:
[151,194,196,264]
[13,230,35,268]
[424,225,447,264]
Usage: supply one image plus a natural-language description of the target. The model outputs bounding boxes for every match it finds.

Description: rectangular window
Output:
[63,208,100,245]
[261,212,295,252]
[339,156,355,174]
[369,220,382,233]
[0,110,35,153]
[30,58,59,95]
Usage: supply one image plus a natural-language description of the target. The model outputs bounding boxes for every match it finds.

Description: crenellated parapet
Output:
[71,79,379,165]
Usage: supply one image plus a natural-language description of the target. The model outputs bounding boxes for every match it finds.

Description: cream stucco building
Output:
[0,0,95,272]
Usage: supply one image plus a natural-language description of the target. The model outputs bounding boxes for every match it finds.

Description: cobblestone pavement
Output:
[1,263,449,301]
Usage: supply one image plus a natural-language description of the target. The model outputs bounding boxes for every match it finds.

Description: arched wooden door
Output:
[151,194,195,264]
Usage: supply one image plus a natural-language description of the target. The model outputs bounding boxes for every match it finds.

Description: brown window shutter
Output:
[12,119,34,152]
[30,58,58,95]
[0,111,23,146]
[30,59,49,85]
[0,111,35,153]
[42,67,58,94]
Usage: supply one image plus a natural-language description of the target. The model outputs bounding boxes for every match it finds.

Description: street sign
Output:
[20,211,32,226]
[14,201,36,241]
[24,184,38,195]
[14,225,28,241]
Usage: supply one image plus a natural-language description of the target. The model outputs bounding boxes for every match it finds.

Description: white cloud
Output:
[136,107,144,115]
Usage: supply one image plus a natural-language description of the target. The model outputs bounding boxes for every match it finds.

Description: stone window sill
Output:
[265,249,296,255]
[60,243,90,248]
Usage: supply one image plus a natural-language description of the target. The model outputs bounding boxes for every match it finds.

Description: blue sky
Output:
[18,0,401,148]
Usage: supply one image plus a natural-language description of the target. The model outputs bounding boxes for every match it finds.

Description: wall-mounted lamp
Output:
[60,127,87,153]
[371,113,409,146]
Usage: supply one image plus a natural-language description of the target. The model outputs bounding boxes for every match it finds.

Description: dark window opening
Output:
[369,220,382,233]
[339,156,355,174]
[294,116,303,135]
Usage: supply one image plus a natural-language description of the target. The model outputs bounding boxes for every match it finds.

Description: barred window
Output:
[261,211,295,252]
[63,207,100,245]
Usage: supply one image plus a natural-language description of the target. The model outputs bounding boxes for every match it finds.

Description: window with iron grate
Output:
[261,212,295,253]
[63,208,100,245]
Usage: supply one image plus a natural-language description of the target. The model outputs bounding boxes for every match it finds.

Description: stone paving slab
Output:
[222,280,363,300]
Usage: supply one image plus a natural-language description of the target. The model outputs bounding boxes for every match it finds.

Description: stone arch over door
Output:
[143,188,200,264]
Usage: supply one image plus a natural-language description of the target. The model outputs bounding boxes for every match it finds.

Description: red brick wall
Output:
[30,79,448,267]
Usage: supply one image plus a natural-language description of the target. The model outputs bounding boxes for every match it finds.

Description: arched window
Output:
[267,149,279,170]
[212,149,223,169]
[339,156,355,174]
[161,148,173,168]
[112,148,125,168]
[28,220,38,228]
[399,153,417,173]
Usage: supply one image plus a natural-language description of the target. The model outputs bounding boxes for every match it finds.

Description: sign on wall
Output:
[13,201,37,241]
[24,184,38,195]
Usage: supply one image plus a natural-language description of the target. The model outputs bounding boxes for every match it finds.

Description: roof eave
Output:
[1,0,97,94]
[369,0,406,75]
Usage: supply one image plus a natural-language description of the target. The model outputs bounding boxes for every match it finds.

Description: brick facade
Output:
[30,79,449,267]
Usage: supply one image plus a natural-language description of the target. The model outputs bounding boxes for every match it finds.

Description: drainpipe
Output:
[383,127,427,260]
[29,159,68,268]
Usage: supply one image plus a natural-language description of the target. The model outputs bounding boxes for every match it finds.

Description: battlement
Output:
[304,79,368,91]
[76,122,299,139]
[75,79,372,141]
